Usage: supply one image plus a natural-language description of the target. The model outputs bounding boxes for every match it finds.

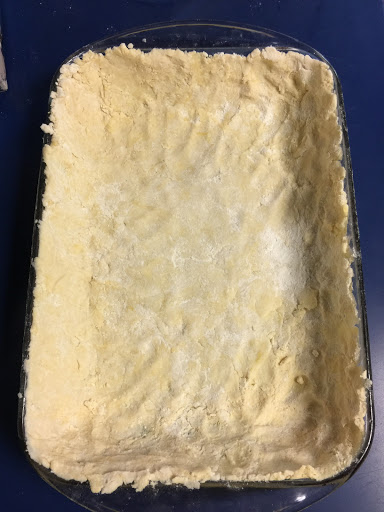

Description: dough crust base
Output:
[25,46,366,493]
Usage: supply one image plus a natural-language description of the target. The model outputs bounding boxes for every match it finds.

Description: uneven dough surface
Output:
[25,45,366,493]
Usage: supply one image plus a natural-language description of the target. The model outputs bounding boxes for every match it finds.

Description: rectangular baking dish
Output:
[17,21,374,512]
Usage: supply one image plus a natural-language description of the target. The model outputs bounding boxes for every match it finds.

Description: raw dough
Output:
[25,45,366,493]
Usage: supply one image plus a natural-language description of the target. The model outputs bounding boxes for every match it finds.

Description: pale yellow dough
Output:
[25,45,366,493]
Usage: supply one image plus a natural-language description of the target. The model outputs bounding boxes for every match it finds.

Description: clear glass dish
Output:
[17,21,374,512]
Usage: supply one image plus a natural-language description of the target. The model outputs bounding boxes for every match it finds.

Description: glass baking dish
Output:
[17,21,374,512]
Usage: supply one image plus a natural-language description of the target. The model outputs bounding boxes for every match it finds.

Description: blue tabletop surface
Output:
[1,1,383,511]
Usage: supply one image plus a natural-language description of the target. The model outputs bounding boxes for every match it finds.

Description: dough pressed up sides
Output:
[25,45,367,493]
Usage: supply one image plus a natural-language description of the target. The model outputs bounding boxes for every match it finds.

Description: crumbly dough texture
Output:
[25,45,366,493]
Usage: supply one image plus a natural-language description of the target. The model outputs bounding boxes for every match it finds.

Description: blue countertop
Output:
[1,1,383,510]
